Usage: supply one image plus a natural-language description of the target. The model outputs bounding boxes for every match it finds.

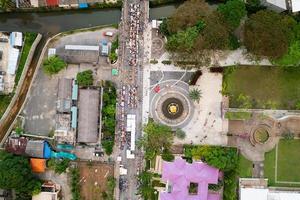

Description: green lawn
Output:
[264,147,276,186]
[15,32,37,86]
[0,95,13,119]
[223,66,300,109]
[238,154,253,178]
[264,139,300,186]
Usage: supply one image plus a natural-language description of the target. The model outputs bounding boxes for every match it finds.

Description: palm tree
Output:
[189,88,202,103]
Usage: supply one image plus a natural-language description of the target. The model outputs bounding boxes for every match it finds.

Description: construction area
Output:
[78,162,114,200]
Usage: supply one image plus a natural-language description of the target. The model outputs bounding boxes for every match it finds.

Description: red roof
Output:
[46,0,58,6]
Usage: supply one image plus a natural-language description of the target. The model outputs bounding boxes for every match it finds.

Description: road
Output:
[116,0,149,199]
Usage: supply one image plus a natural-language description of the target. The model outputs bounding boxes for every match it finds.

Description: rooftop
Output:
[160,158,220,200]
[77,89,100,143]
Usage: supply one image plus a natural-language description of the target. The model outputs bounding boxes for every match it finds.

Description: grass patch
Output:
[238,154,252,178]
[225,111,252,120]
[0,94,13,119]
[223,66,300,109]
[15,33,37,87]
[264,139,300,187]
[277,139,300,183]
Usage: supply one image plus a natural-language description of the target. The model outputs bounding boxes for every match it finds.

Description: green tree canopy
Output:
[0,151,41,198]
[217,0,246,30]
[167,0,210,33]
[76,70,94,87]
[137,171,156,200]
[140,120,174,160]
[43,56,67,75]
[244,10,296,59]
[188,146,238,171]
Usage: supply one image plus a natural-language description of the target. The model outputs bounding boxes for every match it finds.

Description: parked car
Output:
[0,71,6,75]
[104,31,114,37]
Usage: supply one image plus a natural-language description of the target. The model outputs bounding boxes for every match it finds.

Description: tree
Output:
[217,0,246,30]
[0,0,13,10]
[189,88,202,103]
[166,27,199,53]
[200,12,231,50]
[245,0,266,15]
[244,10,295,59]
[43,56,67,75]
[175,128,186,139]
[139,120,174,160]
[190,146,238,171]
[167,0,210,33]
[137,171,156,200]
[0,151,41,198]
[76,70,94,87]
[274,41,300,67]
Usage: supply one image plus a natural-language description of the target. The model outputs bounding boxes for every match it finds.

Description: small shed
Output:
[71,106,77,129]
[7,47,20,75]
[57,78,72,113]
[25,140,51,159]
[9,32,22,47]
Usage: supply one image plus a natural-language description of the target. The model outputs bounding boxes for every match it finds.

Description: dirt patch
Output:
[78,162,114,200]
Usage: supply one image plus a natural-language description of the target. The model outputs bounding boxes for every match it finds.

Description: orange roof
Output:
[30,158,46,173]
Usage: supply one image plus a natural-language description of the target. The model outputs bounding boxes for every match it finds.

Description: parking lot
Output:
[22,27,118,136]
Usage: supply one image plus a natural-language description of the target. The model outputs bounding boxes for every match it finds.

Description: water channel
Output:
[0,5,176,34]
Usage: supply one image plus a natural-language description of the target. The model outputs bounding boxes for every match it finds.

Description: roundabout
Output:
[150,86,193,129]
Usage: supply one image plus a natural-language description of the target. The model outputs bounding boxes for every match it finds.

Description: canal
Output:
[0,5,177,34]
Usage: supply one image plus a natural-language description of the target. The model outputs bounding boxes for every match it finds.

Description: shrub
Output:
[225,111,252,120]
[70,168,81,200]
[175,128,186,139]
[76,70,94,87]
[150,59,158,64]
[282,132,294,140]
[162,60,172,65]
[161,150,175,161]
[47,159,70,174]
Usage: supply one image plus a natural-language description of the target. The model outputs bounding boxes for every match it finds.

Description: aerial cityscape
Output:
[1,0,300,200]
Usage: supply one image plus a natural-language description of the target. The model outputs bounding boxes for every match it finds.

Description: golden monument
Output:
[167,103,179,115]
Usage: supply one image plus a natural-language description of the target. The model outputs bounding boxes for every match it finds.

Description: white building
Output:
[7,47,20,75]
[240,178,300,200]
[9,32,22,47]
[266,0,300,12]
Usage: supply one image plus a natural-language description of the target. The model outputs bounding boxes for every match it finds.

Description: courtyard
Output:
[223,66,300,110]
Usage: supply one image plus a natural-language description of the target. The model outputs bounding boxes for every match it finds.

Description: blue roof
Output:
[71,106,78,129]
[43,141,52,159]
[79,3,88,8]
[72,83,78,100]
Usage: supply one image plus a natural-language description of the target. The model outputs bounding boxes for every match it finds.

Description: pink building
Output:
[160,158,220,200]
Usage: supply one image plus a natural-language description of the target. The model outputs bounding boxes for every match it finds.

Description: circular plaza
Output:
[151,86,193,129]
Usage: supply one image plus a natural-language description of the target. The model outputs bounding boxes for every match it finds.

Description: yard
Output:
[238,154,252,178]
[223,66,300,109]
[78,162,114,200]
[264,139,300,187]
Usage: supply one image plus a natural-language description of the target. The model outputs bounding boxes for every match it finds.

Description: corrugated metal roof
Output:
[10,32,22,47]
[57,78,72,113]
[266,0,287,9]
[77,89,100,143]
[7,47,20,75]
[72,81,78,100]
[25,140,45,158]
[65,45,99,51]
[71,106,77,129]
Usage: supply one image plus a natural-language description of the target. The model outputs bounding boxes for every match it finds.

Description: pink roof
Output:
[160,158,220,200]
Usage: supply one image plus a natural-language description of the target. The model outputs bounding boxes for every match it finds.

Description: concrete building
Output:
[32,181,60,200]
[266,0,300,12]
[77,89,100,144]
[239,178,300,200]
[25,140,51,159]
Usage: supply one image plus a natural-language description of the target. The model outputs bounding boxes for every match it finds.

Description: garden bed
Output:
[223,66,300,109]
